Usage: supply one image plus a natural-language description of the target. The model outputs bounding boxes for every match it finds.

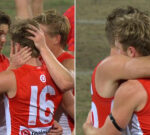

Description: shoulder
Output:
[0,70,15,78]
[0,70,16,93]
[95,55,126,78]
[115,80,147,110]
[96,55,133,81]
[96,55,128,73]
[2,70,16,84]
[99,55,130,69]
[116,80,145,95]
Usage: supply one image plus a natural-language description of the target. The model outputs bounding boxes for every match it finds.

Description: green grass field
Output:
[0,0,74,57]
[76,0,150,134]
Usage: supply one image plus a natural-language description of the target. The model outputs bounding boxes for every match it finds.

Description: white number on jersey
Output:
[91,102,99,128]
[28,85,55,125]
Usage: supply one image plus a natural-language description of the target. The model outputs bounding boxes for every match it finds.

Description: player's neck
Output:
[25,57,42,66]
[49,46,65,58]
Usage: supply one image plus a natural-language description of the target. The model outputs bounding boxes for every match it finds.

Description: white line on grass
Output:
[77,70,93,75]
[77,19,106,25]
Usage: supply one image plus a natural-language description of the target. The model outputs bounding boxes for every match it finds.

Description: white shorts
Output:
[0,125,7,135]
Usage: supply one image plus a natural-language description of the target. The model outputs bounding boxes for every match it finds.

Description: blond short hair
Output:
[34,9,70,48]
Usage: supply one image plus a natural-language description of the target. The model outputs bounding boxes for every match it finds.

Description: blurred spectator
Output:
[15,0,43,19]
[64,6,75,53]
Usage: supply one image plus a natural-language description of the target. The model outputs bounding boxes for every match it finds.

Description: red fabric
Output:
[8,64,62,134]
[91,62,114,128]
[135,79,150,134]
[68,117,74,132]
[57,51,74,131]
[64,6,75,52]
[0,54,9,72]
[39,51,74,132]
[57,51,74,63]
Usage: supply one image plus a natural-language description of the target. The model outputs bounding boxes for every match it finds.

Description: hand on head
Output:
[9,41,32,69]
[27,25,47,51]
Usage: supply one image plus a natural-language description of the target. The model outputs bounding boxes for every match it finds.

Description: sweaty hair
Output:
[34,9,70,48]
[113,10,150,56]
[0,10,11,27]
[105,6,143,46]
[10,19,40,57]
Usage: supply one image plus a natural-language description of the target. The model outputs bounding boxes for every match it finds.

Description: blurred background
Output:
[76,0,150,134]
[0,0,74,57]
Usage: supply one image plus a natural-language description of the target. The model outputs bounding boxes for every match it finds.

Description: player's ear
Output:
[14,42,21,52]
[127,46,136,57]
[54,34,61,45]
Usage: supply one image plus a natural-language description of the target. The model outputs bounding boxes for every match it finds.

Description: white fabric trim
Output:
[58,113,72,135]
[129,114,143,135]
[91,84,93,95]
[4,96,11,135]
[91,102,98,128]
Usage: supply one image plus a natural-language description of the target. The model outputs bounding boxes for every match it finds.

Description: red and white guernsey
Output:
[56,52,74,135]
[91,62,150,134]
[91,62,131,135]
[4,64,62,135]
[129,79,150,135]
[91,62,114,128]
[0,54,9,135]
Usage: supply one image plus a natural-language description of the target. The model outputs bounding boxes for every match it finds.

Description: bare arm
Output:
[31,0,43,17]
[60,58,74,119]
[40,48,74,92]
[0,70,16,95]
[83,80,147,135]
[8,42,32,70]
[61,90,74,120]
[99,55,150,81]
[15,0,32,19]
[27,26,74,92]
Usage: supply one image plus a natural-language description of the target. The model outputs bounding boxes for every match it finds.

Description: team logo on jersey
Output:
[21,129,31,135]
[40,74,46,83]
[20,126,51,135]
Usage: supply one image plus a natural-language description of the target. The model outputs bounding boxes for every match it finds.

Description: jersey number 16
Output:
[28,85,55,125]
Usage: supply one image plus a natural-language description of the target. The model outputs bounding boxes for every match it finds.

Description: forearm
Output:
[104,55,150,80]
[83,124,106,135]
[61,91,74,120]
[40,46,74,92]
[124,56,150,79]
[85,119,121,135]
[62,103,74,120]
[98,117,122,135]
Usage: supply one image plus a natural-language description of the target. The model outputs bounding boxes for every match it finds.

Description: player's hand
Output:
[83,111,98,135]
[9,41,32,69]
[27,25,48,51]
[47,120,63,135]
[71,129,75,135]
